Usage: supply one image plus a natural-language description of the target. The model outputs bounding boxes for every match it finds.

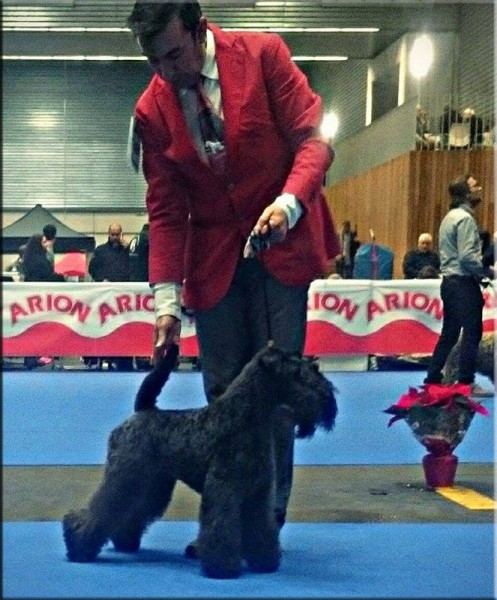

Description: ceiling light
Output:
[3,55,147,61]
[321,112,339,140]
[292,56,348,61]
[3,26,379,34]
[408,34,434,78]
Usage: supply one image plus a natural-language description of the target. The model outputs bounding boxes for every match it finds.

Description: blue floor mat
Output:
[3,370,494,465]
[3,521,494,598]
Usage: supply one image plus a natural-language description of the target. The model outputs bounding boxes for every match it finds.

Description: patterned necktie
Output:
[196,79,226,175]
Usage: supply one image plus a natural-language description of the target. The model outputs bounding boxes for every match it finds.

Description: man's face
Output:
[467,176,483,207]
[140,15,207,89]
[108,228,122,246]
[418,236,432,252]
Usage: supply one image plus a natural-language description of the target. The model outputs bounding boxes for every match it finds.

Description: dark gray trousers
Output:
[194,256,309,522]
[426,275,484,384]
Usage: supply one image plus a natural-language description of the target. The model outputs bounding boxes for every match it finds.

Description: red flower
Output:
[384,383,489,427]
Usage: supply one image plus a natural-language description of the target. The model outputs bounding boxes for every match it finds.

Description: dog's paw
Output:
[184,539,199,559]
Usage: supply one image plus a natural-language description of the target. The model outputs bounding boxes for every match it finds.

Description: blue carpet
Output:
[3,521,494,598]
[3,370,494,465]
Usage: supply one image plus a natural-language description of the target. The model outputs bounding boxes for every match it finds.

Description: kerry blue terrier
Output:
[62,344,337,578]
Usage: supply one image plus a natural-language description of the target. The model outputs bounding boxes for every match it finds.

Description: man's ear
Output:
[197,17,208,44]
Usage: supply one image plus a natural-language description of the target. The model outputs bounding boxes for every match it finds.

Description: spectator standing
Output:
[438,104,461,148]
[129,223,153,371]
[129,222,150,282]
[22,234,65,369]
[402,233,440,279]
[88,223,133,371]
[126,0,339,549]
[6,244,26,280]
[42,224,57,265]
[88,223,130,283]
[23,234,65,283]
[461,107,484,147]
[336,221,360,278]
[424,175,493,396]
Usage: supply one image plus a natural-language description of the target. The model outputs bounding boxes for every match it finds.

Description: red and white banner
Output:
[2,280,495,356]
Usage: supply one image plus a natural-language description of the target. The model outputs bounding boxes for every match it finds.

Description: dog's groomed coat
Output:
[62,345,337,578]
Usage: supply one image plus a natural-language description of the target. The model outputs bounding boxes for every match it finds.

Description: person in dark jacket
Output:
[88,223,130,282]
[22,234,64,369]
[88,223,133,371]
[402,233,440,279]
[23,234,65,283]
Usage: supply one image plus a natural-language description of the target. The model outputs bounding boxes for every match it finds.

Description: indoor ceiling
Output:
[1,2,477,60]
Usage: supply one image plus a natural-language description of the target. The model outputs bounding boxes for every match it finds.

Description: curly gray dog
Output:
[62,344,337,578]
[443,331,495,384]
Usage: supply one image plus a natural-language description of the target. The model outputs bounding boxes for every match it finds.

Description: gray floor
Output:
[4,463,494,524]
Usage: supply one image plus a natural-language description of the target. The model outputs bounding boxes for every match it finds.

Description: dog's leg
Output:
[62,508,108,562]
[198,467,243,579]
[109,477,177,553]
[272,405,295,528]
[241,484,281,573]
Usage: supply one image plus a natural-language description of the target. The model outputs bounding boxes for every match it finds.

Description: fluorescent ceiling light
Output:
[225,27,379,32]
[293,56,348,61]
[2,55,147,61]
[3,54,347,62]
[3,26,379,33]
[2,27,130,32]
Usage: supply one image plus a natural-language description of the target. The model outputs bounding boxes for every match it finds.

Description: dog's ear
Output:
[258,346,284,370]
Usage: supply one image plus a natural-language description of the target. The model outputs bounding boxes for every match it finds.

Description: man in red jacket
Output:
[127,1,339,547]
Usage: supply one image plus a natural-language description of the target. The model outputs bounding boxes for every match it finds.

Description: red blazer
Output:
[135,24,340,311]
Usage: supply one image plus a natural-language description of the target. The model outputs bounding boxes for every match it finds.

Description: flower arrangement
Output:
[384,383,489,487]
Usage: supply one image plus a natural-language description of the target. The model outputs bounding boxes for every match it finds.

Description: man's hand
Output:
[153,315,181,365]
[243,204,288,258]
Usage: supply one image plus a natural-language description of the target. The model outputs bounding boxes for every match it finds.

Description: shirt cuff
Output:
[274,193,303,229]
[151,282,182,320]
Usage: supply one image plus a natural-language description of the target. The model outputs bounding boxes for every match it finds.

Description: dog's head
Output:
[254,346,338,438]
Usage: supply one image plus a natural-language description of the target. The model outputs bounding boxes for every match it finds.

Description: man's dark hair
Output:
[42,224,57,240]
[448,175,471,208]
[127,2,202,50]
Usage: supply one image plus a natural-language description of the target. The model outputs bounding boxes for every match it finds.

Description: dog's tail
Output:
[134,344,180,411]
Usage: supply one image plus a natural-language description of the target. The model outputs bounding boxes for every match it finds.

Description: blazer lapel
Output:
[153,78,204,167]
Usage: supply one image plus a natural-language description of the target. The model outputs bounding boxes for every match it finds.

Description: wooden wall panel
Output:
[325,153,411,278]
[325,148,494,279]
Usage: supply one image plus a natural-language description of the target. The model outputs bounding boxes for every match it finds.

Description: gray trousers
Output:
[194,256,309,522]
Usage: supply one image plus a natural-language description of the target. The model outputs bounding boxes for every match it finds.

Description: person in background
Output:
[126,1,339,554]
[6,244,26,280]
[88,223,133,371]
[42,224,57,265]
[22,234,65,369]
[438,104,462,148]
[130,223,153,371]
[23,234,64,283]
[415,106,435,149]
[335,221,360,279]
[482,231,496,279]
[89,223,130,283]
[424,174,493,397]
[402,233,440,279]
[461,107,484,147]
